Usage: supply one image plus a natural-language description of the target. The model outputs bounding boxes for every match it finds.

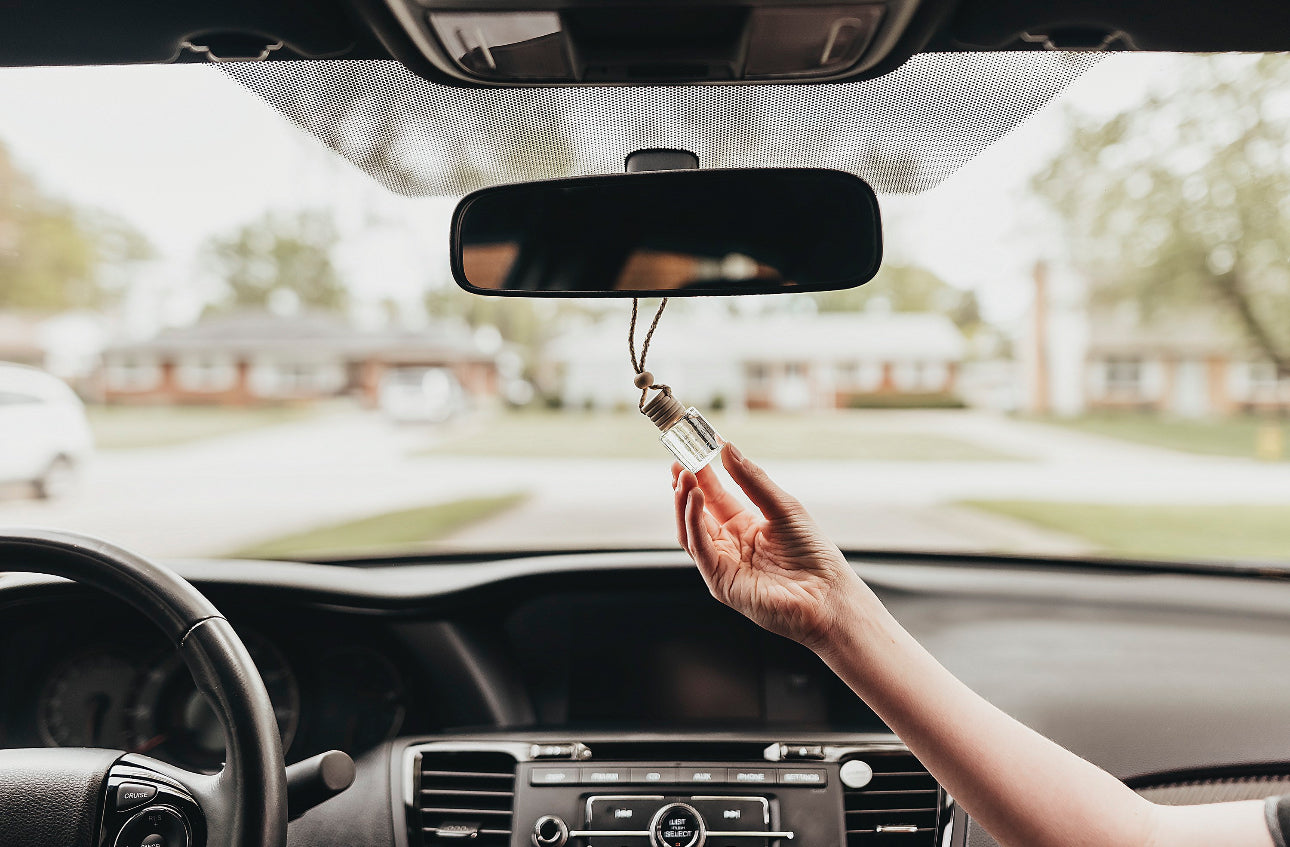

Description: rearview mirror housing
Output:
[450,168,883,298]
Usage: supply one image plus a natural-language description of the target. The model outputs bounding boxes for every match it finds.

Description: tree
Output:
[203,210,347,312]
[1033,54,1290,373]
[810,263,983,332]
[0,141,151,310]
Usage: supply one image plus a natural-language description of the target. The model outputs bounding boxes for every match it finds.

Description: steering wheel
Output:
[0,528,288,847]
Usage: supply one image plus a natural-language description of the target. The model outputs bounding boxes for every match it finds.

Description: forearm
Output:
[814,585,1272,847]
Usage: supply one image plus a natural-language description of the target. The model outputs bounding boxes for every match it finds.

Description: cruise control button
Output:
[530,767,580,786]
[581,767,629,785]
[690,798,768,830]
[778,768,827,786]
[630,767,677,784]
[728,768,774,786]
[116,782,158,811]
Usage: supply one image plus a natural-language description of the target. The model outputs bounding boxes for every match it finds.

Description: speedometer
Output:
[38,650,139,748]
[127,632,299,771]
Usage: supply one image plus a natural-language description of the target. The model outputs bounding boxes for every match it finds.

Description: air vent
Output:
[414,749,517,847]
[843,752,941,845]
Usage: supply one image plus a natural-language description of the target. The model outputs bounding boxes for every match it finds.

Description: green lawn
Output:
[87,404,318,449]
[1038,413,1289,461]
[964,500,1290,563]
[231,493,528,560]
[424,411,1019,462]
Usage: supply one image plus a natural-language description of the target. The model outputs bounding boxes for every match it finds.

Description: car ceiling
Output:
[2,0,1288,71]
[3,0,1287,199]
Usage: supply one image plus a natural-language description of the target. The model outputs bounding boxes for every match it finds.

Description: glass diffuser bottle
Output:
[642,389,723,472]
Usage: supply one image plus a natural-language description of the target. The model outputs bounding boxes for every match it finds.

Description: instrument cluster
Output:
[3,601,413,771]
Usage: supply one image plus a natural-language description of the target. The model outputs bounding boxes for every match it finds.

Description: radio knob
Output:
[650,802,705,847]
[532,815,568,847]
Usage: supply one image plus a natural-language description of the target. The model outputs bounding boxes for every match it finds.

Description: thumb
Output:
[721,442,801,521]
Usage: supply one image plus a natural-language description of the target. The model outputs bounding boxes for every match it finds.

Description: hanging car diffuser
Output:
[628,298,724,472]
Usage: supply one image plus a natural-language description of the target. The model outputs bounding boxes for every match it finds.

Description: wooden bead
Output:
[633,371,654,389]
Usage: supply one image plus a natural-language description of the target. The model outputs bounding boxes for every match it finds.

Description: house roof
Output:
[547,310,967,364]
[104,310,497,363]
[1085,305,1252,358]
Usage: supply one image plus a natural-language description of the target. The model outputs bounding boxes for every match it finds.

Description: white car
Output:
[0,363,94,499]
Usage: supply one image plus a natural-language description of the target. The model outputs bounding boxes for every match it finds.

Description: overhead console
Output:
[397,736,946,847]
[377,0,934,84]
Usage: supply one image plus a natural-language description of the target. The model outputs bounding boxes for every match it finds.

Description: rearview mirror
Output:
[450,168,882,297]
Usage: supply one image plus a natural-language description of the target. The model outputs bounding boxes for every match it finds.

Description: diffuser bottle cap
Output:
[643,390,686,431]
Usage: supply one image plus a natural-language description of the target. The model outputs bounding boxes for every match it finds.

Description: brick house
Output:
[1084,308,1290,416]
[545,311,966,411]
[99,312,500,407]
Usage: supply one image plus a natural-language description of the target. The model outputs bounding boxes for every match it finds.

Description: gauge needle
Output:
[134,733,168,754]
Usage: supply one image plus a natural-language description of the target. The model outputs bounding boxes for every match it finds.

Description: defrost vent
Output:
[842,752,941,845]
[414,748,518,846]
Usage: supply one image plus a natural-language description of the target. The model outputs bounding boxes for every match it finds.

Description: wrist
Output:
[807,574,893,664]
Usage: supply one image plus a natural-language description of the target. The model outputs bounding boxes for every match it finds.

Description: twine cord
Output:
[628,297,671,411]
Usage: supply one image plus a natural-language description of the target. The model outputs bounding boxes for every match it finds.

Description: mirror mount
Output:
[625,148,699,173]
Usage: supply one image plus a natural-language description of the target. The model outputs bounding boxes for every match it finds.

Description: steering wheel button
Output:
[116,782,159,810]
[140,836,166,847]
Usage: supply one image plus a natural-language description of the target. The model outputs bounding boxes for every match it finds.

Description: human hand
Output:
[672,442,869,655]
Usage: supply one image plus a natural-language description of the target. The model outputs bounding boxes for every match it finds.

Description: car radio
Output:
[403,738,944,847]
[513,759,841,847]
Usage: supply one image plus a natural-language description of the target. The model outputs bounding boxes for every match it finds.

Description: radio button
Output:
[690,798,768,830]
[651,803,704,847]
[728,768,774,786]
[777,768,827,786]
[530,767,579,786]
[630,767,678,785]
[581,768,629,785]
[588,796,661,830]
[678,767,722,785]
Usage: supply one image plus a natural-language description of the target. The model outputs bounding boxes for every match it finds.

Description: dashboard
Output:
[0,594,428,771]
[3,550,1290,847]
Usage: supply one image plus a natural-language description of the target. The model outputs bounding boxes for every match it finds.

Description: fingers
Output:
[721,442,800,521]
[693,463,744,523]
[673,468,695,551]
[684,485,721,570]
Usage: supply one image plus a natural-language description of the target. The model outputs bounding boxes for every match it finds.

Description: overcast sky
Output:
[0,55,1179,332]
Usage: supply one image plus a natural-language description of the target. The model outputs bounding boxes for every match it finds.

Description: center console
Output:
[398,736,945,847]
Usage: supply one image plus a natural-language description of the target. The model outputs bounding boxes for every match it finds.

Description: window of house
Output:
[892,361,920,391]
[250,359,345,397]
[746,363,770,391]
[176,355,237,392]
[1249,362,1281,391]
[857,361,883,391]
[921,361,949,391]
[104,356,161,392]
[1104,356,1143,394]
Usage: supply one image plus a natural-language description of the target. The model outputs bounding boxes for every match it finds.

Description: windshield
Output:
[1,53,1287,566]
